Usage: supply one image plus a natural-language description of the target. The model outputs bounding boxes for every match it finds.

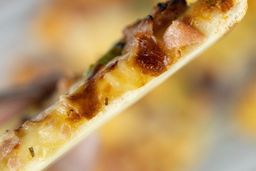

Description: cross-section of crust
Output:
[0,0,247,170]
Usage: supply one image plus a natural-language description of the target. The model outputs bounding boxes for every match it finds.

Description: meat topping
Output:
[152,0,188,37]
[135,34,169,76]
[163,20,204,49]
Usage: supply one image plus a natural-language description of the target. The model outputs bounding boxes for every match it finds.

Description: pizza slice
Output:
[0,0,247,170]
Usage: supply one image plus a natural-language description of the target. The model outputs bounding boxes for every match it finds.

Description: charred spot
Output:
[152,0,187,36]
[66,80,100,120]
[135,34,169,76]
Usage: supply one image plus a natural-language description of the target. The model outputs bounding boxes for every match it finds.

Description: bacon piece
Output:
[163,20,204,49]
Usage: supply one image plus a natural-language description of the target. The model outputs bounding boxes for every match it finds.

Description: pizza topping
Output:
[163,20,204,49]
[59,0,189,120]
[82,0,188,81]
[135,34,169,76]
[123,16,154,53]
[124,0,187,48]
[66,80,100,120]
[87,41,125,79]
[203,0,234,12]
[0,132,20,161]
[121,1,188,76]
[219,0,234,12]
[0,0,245,168]
[0,0,204,148]
[28,147,35,158]
[152,0,188,37]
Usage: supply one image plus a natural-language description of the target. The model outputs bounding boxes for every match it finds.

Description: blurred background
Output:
[0,0,255,171]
